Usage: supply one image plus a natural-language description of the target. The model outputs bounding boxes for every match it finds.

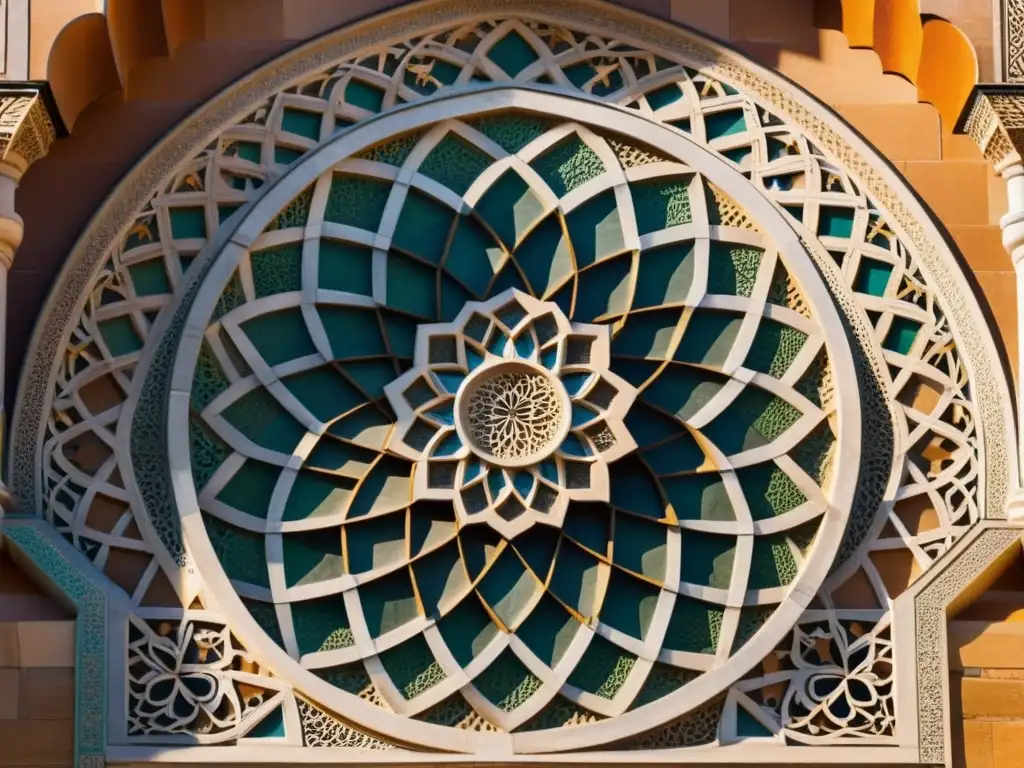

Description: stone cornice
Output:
[0,81,64,175]
[957,83,1024,171]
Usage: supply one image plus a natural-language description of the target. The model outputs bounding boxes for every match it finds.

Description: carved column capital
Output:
[958,83,1024,518]
[958,84,1024,171]
[0,82,62,178]
[0,83,60,502]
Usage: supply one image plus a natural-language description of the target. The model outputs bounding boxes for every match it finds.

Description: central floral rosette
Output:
[460,361,569,466]
[385,289,638,538]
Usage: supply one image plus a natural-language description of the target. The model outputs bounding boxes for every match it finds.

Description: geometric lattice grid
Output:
[727,127,981,745]
[17,8,1001,755]
[33,19,977,613]
[176,99,856,745]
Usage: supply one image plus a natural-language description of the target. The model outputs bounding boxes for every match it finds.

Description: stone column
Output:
[0,86,60,522]
[960,85,1024,517]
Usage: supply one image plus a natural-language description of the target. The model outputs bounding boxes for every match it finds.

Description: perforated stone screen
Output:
[11,5,1012,761]
[169,91,859,750]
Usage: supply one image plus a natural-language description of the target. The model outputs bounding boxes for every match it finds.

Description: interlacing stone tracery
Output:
[10,3,1011,759]
[468,368,564,459]
[125,610,302,743]
[384,290,638,538]
[167,93,858,749]
[466,367,564,462]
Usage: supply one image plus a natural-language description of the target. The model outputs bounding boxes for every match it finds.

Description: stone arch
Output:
[5,0,1017,762]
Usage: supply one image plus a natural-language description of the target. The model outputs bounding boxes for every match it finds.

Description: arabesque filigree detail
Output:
[127,617,280,740]
[783,622,894,740]
[467,369,564,462]
[13,2,1013,760]
[384,289,637,538]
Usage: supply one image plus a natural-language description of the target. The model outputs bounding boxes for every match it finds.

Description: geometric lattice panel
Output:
[170,93,860,751]
[12,3,1014,763]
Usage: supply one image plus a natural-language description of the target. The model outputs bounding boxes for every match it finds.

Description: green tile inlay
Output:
[883,316,921,355]
[169,207,206,239]
[281,107,322,139]
[487,30,540,76]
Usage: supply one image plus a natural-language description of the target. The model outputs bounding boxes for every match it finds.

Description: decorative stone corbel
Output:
[958,84,1024,518]
[0,83,62,528]
[0,84,61,262]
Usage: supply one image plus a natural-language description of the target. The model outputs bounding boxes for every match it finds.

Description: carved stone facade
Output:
[1004,0,1024,81]
[0,2,1021,768]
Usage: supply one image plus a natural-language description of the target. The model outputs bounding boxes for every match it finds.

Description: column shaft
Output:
[1001,163,1024,517]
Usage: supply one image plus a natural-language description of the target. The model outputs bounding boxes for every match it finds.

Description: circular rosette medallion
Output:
[171,89,859,749]
[383,290,638,538]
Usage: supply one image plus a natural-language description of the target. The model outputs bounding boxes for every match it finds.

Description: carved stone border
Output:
[912,523,1024,765]
[162,87,863,753]
[1003,0,1024,82]
[1,519,109,768]
[4,0,29,80]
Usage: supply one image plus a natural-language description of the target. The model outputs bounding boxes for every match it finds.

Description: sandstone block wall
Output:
[0,551,74,768]
[951,553,1024,767]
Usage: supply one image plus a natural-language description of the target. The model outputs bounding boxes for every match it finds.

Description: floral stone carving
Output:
[384,290,638,538]
[127,618,281,739]
[783,621,894,739]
